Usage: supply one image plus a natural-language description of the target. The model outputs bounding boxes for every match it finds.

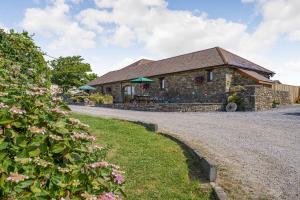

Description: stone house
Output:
[88,47,290,111]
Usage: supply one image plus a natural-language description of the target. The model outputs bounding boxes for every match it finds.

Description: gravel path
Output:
[70,105,300,200]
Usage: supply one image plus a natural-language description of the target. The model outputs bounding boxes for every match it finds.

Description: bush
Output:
[228,93,241,104]
[227,92,244,111]
[71,95,88,104]
[295,97,300,104]
[0,29,124,199]
[89,93,113,105]
[272,100,280,108]
[229,85,246,93]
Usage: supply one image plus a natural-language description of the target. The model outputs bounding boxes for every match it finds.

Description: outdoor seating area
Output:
[132,95,155,104]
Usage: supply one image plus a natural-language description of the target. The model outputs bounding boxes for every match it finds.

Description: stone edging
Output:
[125,120,229,200]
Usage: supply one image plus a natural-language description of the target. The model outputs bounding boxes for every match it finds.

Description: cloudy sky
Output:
[0,0,299,85]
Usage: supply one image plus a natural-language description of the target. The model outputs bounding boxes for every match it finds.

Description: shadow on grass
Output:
[158,133,217,200]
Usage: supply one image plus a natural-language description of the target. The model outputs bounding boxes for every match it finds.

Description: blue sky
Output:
[0,0,299,85]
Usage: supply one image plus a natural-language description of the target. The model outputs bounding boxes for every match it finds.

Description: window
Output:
[195,76,204,85]
[106,87,112,93]
[100,86,104,94]
[207,70,213,82]
[225,74,232,92]
[159,77,165,90]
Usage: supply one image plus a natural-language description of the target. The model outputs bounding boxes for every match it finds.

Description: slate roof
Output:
[238,69,274,84]
[89,47,275,86]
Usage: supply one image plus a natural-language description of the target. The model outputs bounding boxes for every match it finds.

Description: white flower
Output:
[28,126,46,134]
[72,132,96,142]
[33,157,52,168]
[26,87,48,96]
[10,106,26,115]
[0,92,8,97]
[14,157,32,164]
[50,108,68,116]
[6,172,29,183]
[0,103,8,109]
[58,167,71,173]
[49,134,63,141]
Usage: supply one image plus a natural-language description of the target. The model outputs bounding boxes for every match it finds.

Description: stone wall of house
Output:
[145,67,231,103]
[96,66,266,104]
[240,85,291,111]
[99,83,122,102]
[97,103,223,112]
[231,70,257,86]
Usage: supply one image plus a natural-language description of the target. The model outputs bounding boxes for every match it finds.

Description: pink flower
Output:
[10,106,26,115]
[52,97,62,103]
[113,174,124,185]
[112,169,125,185]
[0,92,8,97]
[28,126,46,135]
[97,192,121,200]
[6,172,29,183]
[0,103,8,109]
[26,87,48,96]
[50,108,68,116]
[72,132,96,142]
[87,161,109,169]
[68,118,89,129]
[49,134,63,141]
[68,118,81,125]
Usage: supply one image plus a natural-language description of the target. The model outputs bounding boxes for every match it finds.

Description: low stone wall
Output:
[240,85,291,111]
[97,103,223,112]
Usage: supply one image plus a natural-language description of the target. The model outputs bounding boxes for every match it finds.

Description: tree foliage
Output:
[50,56,97,92]
[0,29,124,199]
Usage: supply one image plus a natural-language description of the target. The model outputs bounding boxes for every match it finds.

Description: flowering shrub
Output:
[88,93,113,105]
[227,92,244,111]
[0,30,124,199]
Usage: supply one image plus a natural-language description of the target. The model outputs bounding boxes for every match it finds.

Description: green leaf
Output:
[12,121,23,128]
[0,142,8,150]
[52,143,66,153]
[15,136,27,147]
[30,182,42,193]
[0,119,13,125]
[0,152,7,160]
[19,179,33,189]
[29,148,40,157]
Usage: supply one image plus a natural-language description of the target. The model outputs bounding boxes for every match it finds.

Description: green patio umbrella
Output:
[131,77,154,96]
[131,77,154,83]
[79,85,96,91]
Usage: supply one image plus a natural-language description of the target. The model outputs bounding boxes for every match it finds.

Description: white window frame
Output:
[207,70,213,82]
[160,77,165,90]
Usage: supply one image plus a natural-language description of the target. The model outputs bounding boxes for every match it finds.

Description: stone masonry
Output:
[240,85,291,111]
[98,66,265,104]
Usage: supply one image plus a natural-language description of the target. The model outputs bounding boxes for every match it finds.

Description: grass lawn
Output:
[72,113,215,200]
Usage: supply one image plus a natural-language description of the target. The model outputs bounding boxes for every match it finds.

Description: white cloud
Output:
[19,0,300,85]
[243,0,300,43]
[76,8,110,33]
[22,0,96,52]
[69,0,84,4]
[272,60,300,85]
[94,0,117,8]
[77,0,253,57]
[104,25,136,47]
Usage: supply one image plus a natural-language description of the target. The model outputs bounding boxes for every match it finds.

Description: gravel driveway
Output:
[70,105,300,200]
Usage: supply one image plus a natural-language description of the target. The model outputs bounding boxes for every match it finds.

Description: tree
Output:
[0,29,124,199]
[50,56,98,92]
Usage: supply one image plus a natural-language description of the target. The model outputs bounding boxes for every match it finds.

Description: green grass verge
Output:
[72,113,215,200]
